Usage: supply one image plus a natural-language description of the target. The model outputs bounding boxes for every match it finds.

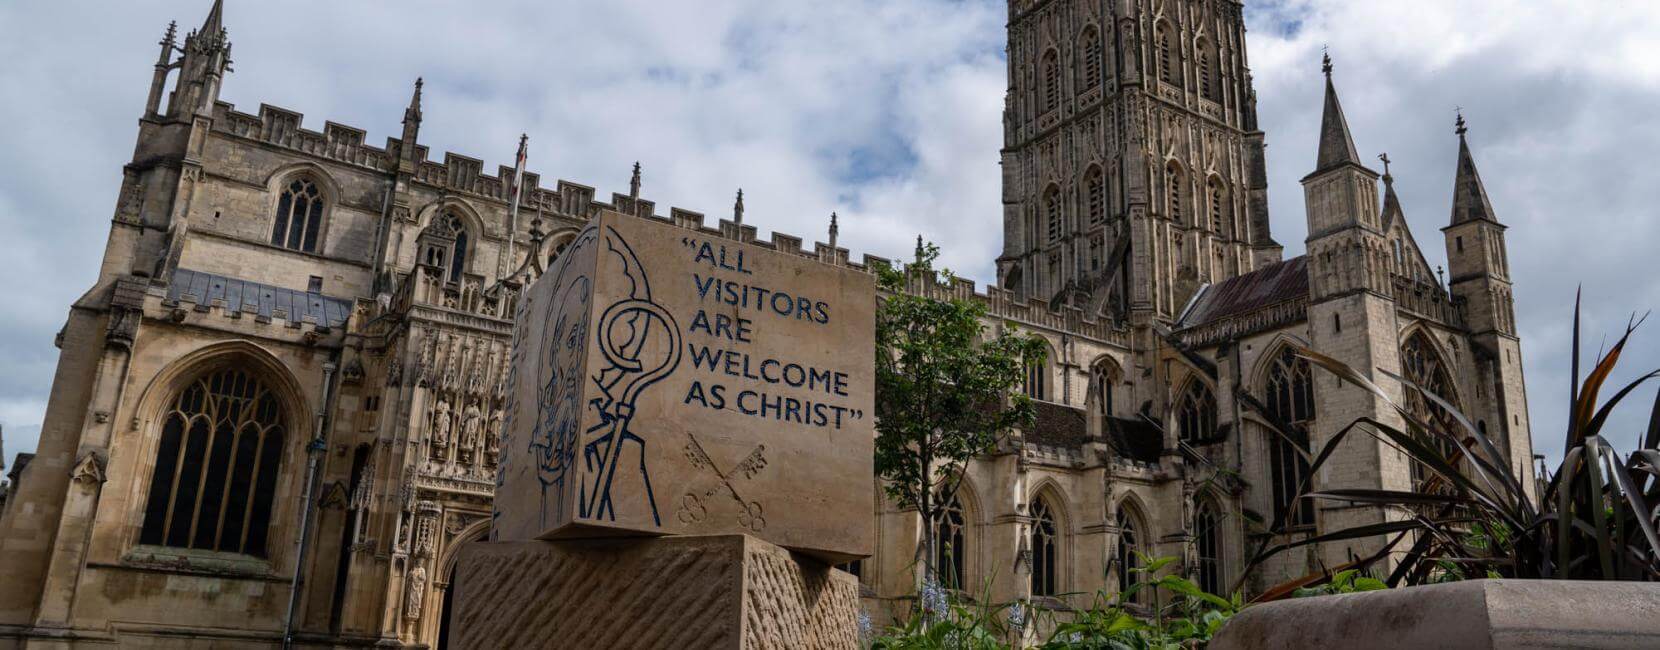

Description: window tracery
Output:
[1195,499,1223,594]
[418,211,472,283]
[1116,507,1144,603]
[1029,497,1059,596]
[932,490,968,589]
[1177,379,1218,444]
[1264,346,1315,528]
[1402,332,1462,490]
[272,177,325,253]
[139,365,288,557]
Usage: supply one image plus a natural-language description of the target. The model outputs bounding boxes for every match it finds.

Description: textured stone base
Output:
[1211,579,1660,650]
[449,535,860,650]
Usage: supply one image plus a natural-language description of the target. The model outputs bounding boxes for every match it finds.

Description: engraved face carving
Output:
[530,228,597,527]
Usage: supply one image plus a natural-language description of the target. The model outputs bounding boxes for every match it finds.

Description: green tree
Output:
[874,239,1047,589]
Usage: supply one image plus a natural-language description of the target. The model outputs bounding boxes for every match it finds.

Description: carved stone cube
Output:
[494,211,875,561]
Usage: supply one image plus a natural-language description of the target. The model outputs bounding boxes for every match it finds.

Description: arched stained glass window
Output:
[1264,346,1316,528]
[1116,507,1144,603]
[419,211,471,283]
[1092,358,1119,419]
[1401,332,1462,490]
[1030,497,1059,596]
[272,177,326,253]
[446,215,470,282]
[1024,348,1049,402]
[932,491,968,589]
[1177,379,1217,444]
[139,365,288,557]
[1195,500,1223,595]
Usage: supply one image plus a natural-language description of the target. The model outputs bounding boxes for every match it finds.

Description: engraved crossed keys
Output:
[678,433,768,532]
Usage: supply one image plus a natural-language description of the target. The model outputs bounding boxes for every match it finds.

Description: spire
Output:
[1379,152,1403,228]
[629,162,642,199]
[172,0,230,116]
[733,189,745,225]
[200,0,224,37]
[529,202,546,245]
[145,22,181,116]
[158,21,179,65]
[398,78,423,169]
[828,212,839,249]
[914,235,925,266]
[1449,112,1499,225]
[404,77,423,125]
[1314,52,1363,173]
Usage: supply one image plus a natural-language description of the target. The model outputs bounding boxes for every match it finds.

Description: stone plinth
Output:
[448,535,860,650]
[495,210,875,561]
[1211,579,1660,650]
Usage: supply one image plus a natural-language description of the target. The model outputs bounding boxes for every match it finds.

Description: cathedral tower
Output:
[1301,54,1388,301]
[0,0,239,629]
[1299,55,1412,565]
[996,0,1278,323]
[1442,116,1533,485]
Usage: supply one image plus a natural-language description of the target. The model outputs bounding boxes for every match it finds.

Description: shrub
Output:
[1241,296,1659,593]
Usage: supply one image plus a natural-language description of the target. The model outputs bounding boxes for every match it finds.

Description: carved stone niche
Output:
[70,452,107,487]
[105,275,151,349]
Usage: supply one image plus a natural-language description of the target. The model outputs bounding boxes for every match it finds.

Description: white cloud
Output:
[1246,0,1660,465]
[1,0,1656,469]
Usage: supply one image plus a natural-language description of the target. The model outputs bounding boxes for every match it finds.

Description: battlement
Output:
[206,97,1131,347]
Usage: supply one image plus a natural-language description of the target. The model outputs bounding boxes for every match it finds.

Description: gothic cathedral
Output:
[0,1,1533,647]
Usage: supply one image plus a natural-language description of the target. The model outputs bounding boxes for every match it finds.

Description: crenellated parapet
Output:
[217,103,397,171]
[206,97,1132,348]
[1391,274,1464,329]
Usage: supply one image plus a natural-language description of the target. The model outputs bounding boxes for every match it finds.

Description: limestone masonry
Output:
[0,0,1535,647]
[450,536,861,650]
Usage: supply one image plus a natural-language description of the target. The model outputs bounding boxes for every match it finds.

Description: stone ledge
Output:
[1211,579,1660,650]
[449,535,859,650]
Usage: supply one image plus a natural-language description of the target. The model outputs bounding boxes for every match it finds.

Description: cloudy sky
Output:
[2,0,1657,468]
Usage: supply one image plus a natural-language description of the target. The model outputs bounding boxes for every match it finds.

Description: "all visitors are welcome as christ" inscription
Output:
[493,210,875,562]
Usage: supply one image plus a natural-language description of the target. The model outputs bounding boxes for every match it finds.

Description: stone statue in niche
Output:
[404,565,427,620]
[459,401,483,462]
[486,407,503,466]
[431,399,452,451]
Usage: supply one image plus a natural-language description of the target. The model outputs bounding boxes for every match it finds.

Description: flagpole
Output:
[502,134,528,279]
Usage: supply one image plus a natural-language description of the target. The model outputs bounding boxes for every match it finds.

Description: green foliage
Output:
[869,555,1238,649]
[1240,295,1660,595]
[1289,569,1389,598]
[871,604,1005,650]
[873,240,1047,580]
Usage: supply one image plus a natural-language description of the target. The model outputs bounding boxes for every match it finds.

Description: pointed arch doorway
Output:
[433,518,490,649]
